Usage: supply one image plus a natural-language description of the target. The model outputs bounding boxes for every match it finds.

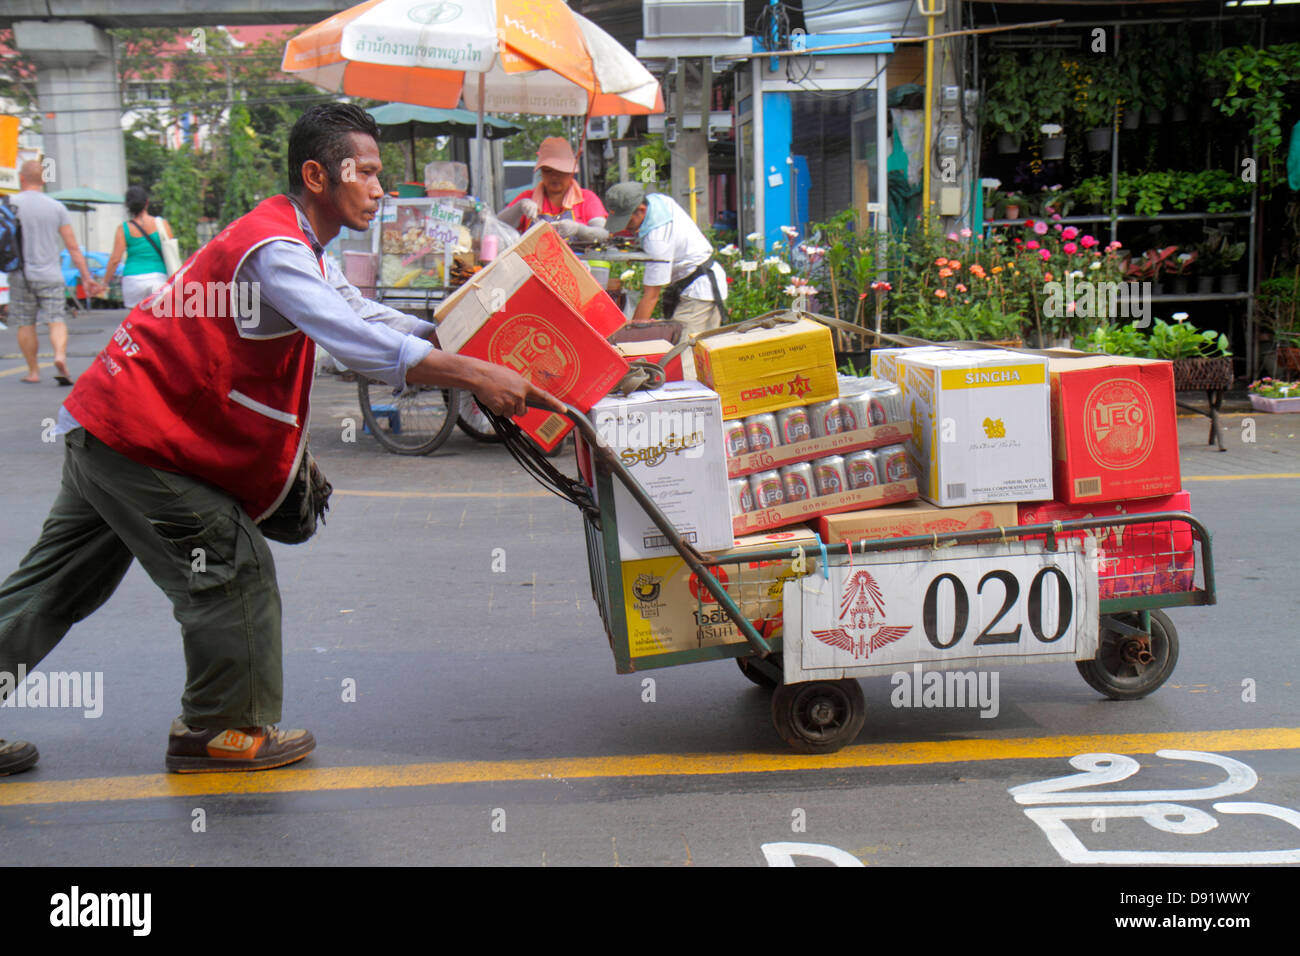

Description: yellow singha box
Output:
[693,318,839,420]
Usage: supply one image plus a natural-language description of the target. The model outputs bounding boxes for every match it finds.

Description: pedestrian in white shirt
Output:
[603,182,728,337]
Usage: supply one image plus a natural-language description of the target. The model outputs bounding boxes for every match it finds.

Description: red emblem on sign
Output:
[688,566,730,604]
[1083,378,1155,470]
[811,569,911,660]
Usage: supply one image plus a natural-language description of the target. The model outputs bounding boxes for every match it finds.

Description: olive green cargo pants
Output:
[0,428,283,727]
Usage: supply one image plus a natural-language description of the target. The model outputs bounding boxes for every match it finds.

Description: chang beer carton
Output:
[620,528,819,659]
[591,381,733,559]
[693,317,838,419]
[899,348,1053,506]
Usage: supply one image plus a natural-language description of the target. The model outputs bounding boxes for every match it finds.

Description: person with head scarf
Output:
[498,137,610,244]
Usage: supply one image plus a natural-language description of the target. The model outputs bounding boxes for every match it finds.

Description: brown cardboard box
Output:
[818,499,1019,545]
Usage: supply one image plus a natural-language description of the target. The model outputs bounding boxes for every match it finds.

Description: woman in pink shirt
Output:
[498,138,610,243]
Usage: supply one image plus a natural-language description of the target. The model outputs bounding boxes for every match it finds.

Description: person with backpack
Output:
[5,160,108,385]
[101,185,173,309]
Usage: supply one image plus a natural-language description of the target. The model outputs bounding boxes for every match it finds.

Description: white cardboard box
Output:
[899,348,1053,506]
[591,382,733,559]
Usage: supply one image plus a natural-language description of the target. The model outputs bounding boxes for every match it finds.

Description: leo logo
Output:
[631,573,661,603]
[408,2,463,25]
[688,566,730,604]
[1083,378,1155,469]
[811,569,911,660]
[983,417,1006,438]
[487,313,579,395]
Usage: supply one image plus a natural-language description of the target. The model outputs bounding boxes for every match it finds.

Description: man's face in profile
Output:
[327,132,385,232]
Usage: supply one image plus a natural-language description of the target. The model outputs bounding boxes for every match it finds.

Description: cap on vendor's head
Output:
[604,181,647,234]
[534,137,580,174]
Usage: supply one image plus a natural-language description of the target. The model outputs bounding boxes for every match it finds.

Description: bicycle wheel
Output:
[455,392,502,442]
[357,377,459,455]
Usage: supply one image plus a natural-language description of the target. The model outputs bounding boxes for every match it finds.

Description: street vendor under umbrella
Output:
[498,137,610,244]
[603,181,728,337]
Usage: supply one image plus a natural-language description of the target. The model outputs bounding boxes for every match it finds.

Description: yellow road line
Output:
[0,362,51,379]
[3,727,1297,808]
[1183,473,1300,481]
[333,489,551,500]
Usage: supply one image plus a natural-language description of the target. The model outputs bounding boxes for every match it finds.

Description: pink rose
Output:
[1063,242,1078,255]
[1063,226,1079,240]
[1033,221,1049,235]
[1039,248,1051,261]
[1080,235,1098,249]
[1026,240,1040,250]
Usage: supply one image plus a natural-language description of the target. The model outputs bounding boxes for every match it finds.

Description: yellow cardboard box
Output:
[621,528,818,658]
[693,319,838,419]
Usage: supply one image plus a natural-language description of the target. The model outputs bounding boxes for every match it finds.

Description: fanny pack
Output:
[258,447,332,545]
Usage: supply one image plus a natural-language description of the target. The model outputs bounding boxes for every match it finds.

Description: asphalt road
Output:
[0,310,1297,874]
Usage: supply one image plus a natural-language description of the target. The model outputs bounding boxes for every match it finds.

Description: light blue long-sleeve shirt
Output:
[58,195,435,435]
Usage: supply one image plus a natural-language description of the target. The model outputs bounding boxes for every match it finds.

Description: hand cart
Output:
[526,403,1216,754]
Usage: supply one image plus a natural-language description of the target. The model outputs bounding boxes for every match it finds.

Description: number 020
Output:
[923,567,1073,650]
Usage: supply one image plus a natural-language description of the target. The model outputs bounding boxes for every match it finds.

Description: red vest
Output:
[65,195,320,521]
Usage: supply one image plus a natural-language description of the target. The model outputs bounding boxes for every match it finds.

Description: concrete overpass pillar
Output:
[13,20,127,256]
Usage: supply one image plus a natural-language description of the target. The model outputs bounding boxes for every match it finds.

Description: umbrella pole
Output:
[408,125,416,183]
[476,73,486,203]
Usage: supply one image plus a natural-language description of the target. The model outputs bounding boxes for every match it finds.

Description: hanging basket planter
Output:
[1122,109,1142,130]
[1042,135,1067,160]
[1085,127,1112,152]
[1173,356,1233,392]
[1144,106,1164,125]
[996,133,1022,154]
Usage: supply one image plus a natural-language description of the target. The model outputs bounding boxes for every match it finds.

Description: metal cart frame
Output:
[560,404,1217,752]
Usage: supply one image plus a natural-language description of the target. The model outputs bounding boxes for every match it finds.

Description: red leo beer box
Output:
[435,225,629,450]
[1018,491,1195,599]
[1047,354,1181,504]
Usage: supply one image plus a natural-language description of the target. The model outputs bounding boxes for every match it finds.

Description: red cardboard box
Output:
[1047,354,1181,504]
[613,339,684,382]
[1018,491,1196,599]
[513,224,628,338]
[436,270,629,450]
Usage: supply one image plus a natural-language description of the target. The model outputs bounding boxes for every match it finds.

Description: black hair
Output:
[125,185,150,216]
[287,102,381,194]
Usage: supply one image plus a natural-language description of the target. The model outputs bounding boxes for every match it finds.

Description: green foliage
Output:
[156,147,202,256]
[219,101,265,226]
[1202,43,1300,193]
[1075,318,1230,359]
[982,52,1033,137]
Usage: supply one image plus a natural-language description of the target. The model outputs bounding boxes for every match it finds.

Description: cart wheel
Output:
[1076,610,1179,700]
[357,378,459,455]
[455,393,502,443]
[737,654,782,690]
[771,679,866,754]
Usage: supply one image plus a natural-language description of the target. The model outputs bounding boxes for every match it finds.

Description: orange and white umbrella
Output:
[281,0,664,117]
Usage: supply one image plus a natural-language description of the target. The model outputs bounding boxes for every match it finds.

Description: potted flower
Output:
[1247,377,1300,413]
[1258,274,1300,373]
[1168,249,1197,296]
[1028,49,1072,157]
[1196,228,1246,294]
[1155,313,1234,392]
[1002,192,1024,220]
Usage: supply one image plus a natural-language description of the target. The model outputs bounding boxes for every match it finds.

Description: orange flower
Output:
[939,267,954,279]
[992,266,1004,274]
[949,260,962,270]
[969,264,987,279]
[934,289,948,298]
[935,257,949,267]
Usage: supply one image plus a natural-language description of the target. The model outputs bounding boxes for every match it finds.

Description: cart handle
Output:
[533,399,776,659]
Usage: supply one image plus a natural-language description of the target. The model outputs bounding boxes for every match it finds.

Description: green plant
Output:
[1072,55,1119,129]
[1148,317,1231,359]
[1130,171,1173,217]
[1203,43,1300,192]
[1075,321,1154,357]
[1028,48,1072,132]
[1195,228,1246,276]
[983,52,1033,138]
